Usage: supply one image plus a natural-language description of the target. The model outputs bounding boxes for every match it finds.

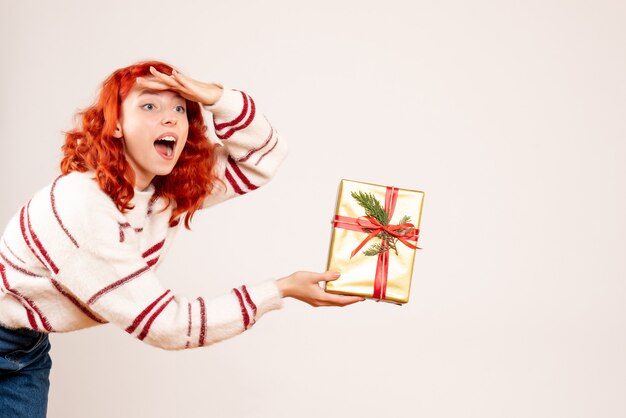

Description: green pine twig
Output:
[350,190,414,257]
[350,191,389,225]
[363,243,386,256]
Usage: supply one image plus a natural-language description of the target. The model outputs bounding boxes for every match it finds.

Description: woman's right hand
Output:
[276,271,365,307]
[136,66,224,106]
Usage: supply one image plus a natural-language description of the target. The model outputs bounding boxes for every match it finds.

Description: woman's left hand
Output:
[276,271,366,307]
[136,66,223,106]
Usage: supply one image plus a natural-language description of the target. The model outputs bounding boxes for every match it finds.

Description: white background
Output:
[1,1,625,417]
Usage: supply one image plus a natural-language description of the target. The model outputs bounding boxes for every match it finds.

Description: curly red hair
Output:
[61,61,219,228]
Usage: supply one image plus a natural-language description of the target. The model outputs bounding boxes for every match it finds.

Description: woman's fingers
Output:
[171,70,224,106]
[171,69,195,89]
[276,270,366,307]
[319,292,365,307]
[137,67,187,93]
[164,68,205,98]
[137,67,223,106]
[309,272,366,307]
[135,77,173,91]
[300,271,341,283]
[322,271,342,282]
[149,66,179,86]
[313,280,365,306]
[136,75,197,102]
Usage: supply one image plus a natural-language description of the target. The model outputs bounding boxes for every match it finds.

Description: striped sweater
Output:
[0,88,287,350]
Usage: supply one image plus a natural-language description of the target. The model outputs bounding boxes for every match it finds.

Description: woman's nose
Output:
[161,113,178,126]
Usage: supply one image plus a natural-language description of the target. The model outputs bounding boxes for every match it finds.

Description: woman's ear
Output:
[113,121,123,139]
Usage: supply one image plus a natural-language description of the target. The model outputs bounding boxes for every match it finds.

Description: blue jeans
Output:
[0,325,51,418]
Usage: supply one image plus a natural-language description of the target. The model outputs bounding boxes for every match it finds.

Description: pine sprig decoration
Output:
[363,243,386,256]
[350,191,389,225]
[349,191,415,257]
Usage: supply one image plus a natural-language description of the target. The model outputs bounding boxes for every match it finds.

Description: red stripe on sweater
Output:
[19,206,47,268]
[2,238,26,265]
[185,302,192,349]
[10,293,39,331]
[126,289,172,334]
[118,223,144,243]
[0,250,40,277]
[216,94,256,140]
[146,257,160,268]
[138,295,175,341]
[118,222,130,243]
[50,279,107,324]
[147,195,158,216]
[50,175,79,248]
[224,167,246,195]
[255,136,279,167]
[0,264,37,330]
[228,156,258,191]
[0,262,53,332]
[197,297,207,346]
[214,90,249,131]
[23,302,39,330]
[237,125,274,163]
[24,297,52,332]
[1,263,10,289]
[232,288,250,329]
[87,265,151,305]
[186,302,192,337]
[241,285,257,318]
[25,201,59,274]
[142,240,165,258]
[6,293,39,331]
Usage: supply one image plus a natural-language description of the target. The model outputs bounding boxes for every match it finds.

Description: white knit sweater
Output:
[0,88,287,350]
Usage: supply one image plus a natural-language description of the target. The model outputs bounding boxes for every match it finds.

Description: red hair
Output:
[61,61,219,228]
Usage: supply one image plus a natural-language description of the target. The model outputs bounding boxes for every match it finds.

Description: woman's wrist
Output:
[201,83,224,106]
[275,276,292,299]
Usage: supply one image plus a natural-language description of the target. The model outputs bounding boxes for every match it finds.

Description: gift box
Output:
[325,179,425,304]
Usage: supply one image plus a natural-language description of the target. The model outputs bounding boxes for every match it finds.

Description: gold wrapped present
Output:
[325,179,425,304]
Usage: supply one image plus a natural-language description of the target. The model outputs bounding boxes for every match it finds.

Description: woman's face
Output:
[114,80,189,190]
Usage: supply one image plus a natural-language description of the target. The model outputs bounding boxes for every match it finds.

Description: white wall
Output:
[1,1,625,417]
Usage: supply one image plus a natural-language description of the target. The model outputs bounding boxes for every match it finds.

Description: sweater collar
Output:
[126,183,156,227]
[133,183,155,201]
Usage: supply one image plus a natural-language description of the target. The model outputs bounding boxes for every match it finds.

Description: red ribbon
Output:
[333,186,420,301]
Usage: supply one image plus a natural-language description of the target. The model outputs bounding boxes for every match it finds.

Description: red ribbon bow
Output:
[333,186,420,301]
[349,216,419,258]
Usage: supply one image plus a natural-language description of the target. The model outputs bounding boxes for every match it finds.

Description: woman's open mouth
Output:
[154,135,177,159]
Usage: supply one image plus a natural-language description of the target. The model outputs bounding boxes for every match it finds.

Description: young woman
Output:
[0,61,363,417]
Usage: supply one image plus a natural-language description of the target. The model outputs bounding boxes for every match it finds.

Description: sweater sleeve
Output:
[200,88,288,208]
[25,175,282,350]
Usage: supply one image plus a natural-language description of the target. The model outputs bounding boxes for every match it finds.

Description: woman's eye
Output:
[142,103,155,111]
[175,105,186,113]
